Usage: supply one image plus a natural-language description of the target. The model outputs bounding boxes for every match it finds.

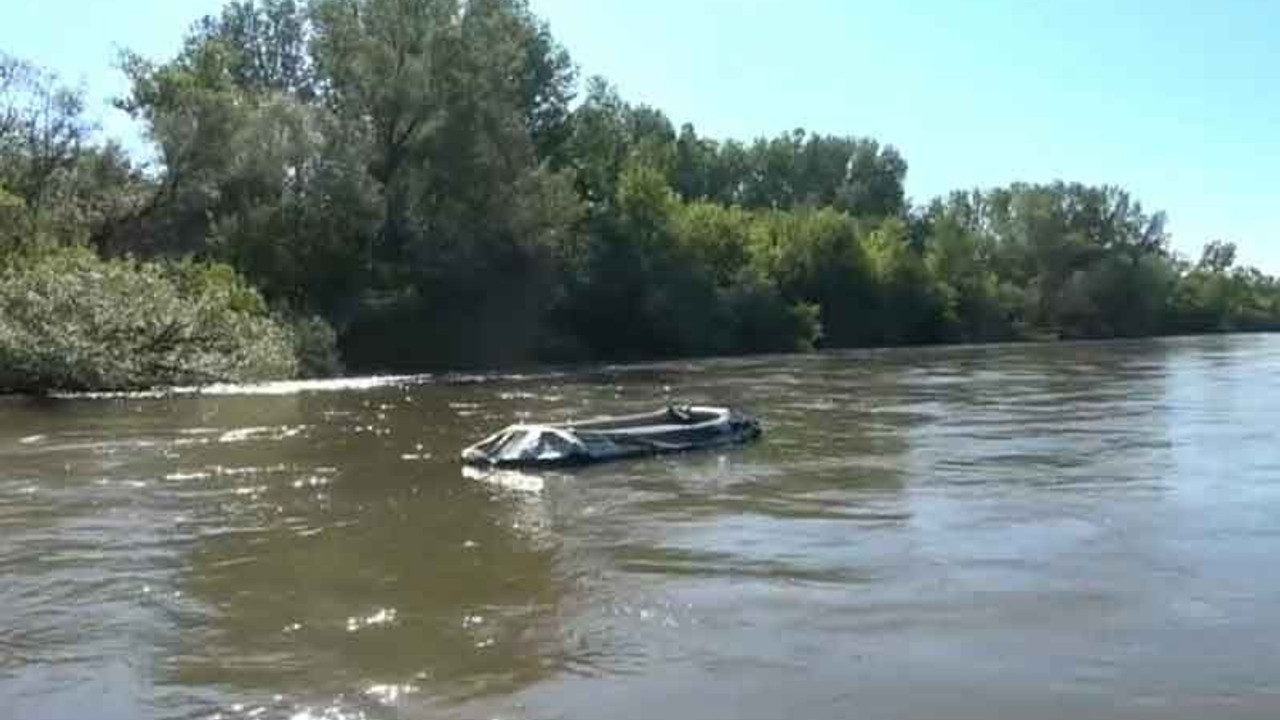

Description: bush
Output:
[724,268,822,353]
[288,314,343,378]
[0,247,297,392]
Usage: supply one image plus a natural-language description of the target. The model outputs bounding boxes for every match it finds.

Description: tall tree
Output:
[0,53,94,220]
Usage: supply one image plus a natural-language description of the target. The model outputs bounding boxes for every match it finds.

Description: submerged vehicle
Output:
[461,405,762,468]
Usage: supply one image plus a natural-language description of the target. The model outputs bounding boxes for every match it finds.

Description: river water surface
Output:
[3,335,1280,719]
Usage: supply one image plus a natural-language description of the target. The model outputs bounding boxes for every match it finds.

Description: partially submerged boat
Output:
[461,405,761,468]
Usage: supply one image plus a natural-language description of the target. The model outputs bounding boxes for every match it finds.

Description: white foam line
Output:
[50,367,579,400]
[53,374,430,400]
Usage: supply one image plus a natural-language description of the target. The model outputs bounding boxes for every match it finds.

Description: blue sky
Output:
[3,0,1275,269]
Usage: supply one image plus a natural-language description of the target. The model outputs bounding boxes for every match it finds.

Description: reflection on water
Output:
[462,465,549,495]
[4,335,1280,719]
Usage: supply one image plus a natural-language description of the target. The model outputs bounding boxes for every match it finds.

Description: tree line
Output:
[2,0,1277,392]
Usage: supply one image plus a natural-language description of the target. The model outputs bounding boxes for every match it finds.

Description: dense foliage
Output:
[2,0,1279,390]
[0,248,298,392]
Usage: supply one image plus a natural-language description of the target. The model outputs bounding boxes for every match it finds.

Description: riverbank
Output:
[6,0,1280,388]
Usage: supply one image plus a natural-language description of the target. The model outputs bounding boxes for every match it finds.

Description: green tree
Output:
[188,0,313,96]
[865,217,949,344]
[309,0,584,368]
[749,207,877,346]
[0,53,96,232]
[924,214,1010,341]
[672,201,820,352]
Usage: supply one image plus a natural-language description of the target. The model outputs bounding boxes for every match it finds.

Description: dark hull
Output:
[485,424,761,469]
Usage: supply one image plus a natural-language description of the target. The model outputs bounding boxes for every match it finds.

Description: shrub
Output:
[0,247,297,392]
[288,313,343,378]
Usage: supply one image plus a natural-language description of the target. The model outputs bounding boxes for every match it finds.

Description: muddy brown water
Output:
[3,335,1280,720]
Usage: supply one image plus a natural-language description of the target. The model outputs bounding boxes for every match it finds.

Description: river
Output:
[3,335,1280,720]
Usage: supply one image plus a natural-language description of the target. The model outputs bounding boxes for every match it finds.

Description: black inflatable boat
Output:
[461,405,761,468]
